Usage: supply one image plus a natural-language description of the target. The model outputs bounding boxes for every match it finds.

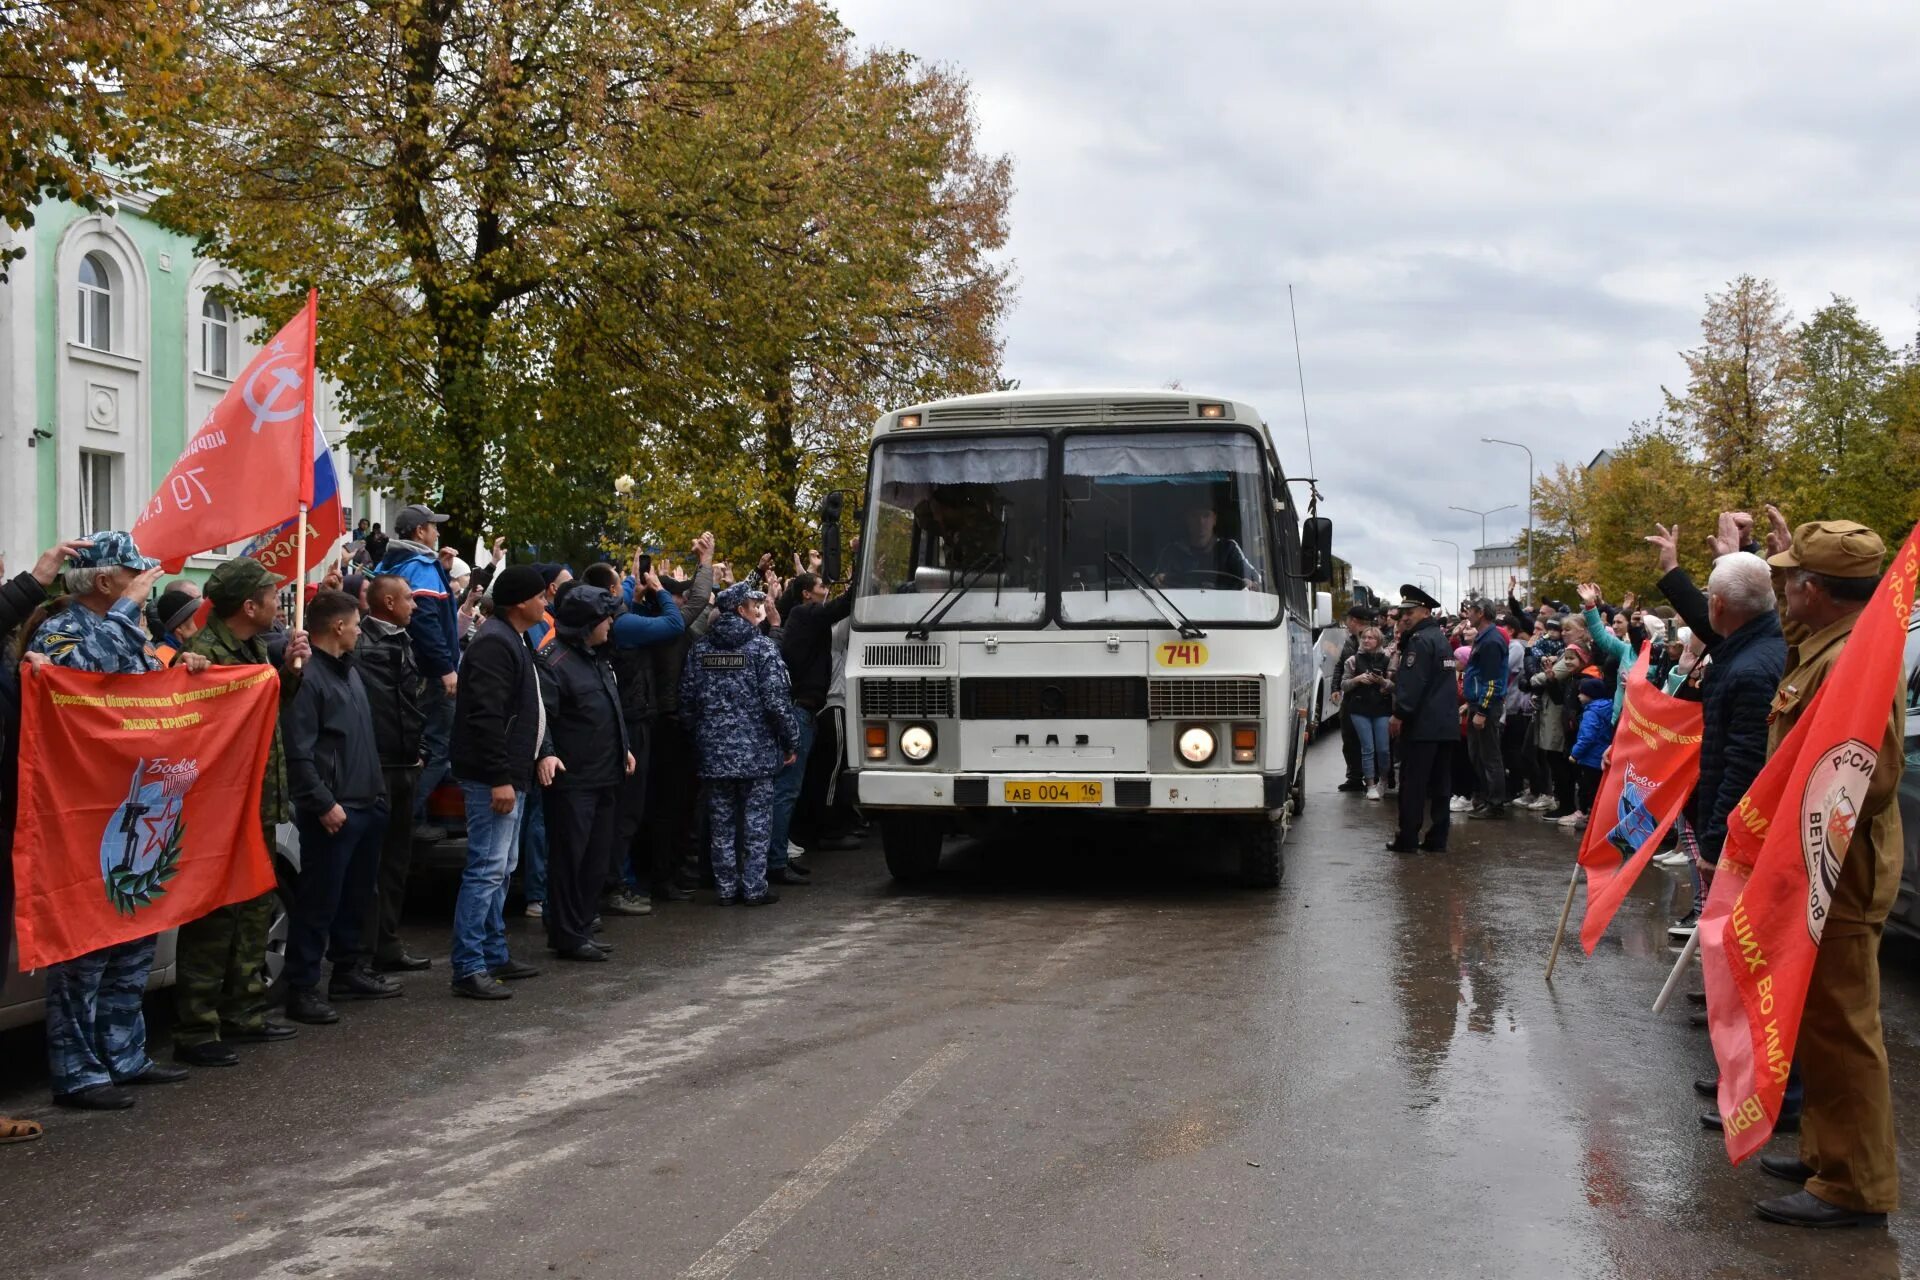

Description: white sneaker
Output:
[1365,785,1382,801]
[787,840,805,858]
[1449,796,1471,813]
[1556,811,1586,828]
[1655,850,1690,868]
[525,901,544,919]
[1528,795,1556,810]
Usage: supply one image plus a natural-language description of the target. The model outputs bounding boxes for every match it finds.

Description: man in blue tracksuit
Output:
[378,503,460,825]
[1461,598,1510,816]
[679,581,800,905]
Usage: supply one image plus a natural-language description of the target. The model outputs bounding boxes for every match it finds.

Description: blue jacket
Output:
[1571,697,1615,769]
[379,540,460,679]
[678,611,801,779]
[1462,626,1508,714]
[1696,611,1787,864]
[30,598,158,674]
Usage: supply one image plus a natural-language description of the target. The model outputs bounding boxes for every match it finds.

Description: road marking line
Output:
[679,1040,972,1280]
[1015,906,1123,988]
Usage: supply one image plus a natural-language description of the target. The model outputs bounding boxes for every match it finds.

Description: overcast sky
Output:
[832,0,1920,600]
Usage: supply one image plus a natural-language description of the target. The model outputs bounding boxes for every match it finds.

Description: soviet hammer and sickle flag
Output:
[1700,522,1920,1163]
[132,290,317,572]
[10,664,280,970]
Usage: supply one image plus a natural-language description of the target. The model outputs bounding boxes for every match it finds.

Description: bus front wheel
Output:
[882,812,945,883]
[1239,818,1285,889]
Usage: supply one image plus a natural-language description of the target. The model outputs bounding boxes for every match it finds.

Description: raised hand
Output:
[1708,511,1746,558]
[31,538,94,587]
[1764,504,1793,558]
[1645,523,1681,574]
[1577,582,1602,609]
[125,565,165,606]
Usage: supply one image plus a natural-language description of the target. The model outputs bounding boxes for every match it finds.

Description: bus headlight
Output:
[1177,726,1216,765]
[899,725,936,763]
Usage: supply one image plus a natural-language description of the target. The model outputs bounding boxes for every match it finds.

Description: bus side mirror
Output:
[1301,516,1333,583]
[820,492,845,584]
[1314,591,1333,631]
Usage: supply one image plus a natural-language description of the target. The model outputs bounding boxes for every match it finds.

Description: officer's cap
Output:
[1397,583,1440,611]
[555,584,618,632]
[716,581,766,611]
[1768,520,1886,579]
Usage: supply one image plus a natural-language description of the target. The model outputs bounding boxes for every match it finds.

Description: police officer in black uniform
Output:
[1387,584,1459,854]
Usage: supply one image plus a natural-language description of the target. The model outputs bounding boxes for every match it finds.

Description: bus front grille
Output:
[859,678,956,720]
[1148,678,1263,720]
[959,677,1148,719]
[862,643,946,668]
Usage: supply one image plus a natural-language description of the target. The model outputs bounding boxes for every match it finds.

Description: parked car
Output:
[1310,625,1346,738]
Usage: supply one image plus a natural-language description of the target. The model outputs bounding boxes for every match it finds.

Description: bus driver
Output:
[1154,502,1260,589]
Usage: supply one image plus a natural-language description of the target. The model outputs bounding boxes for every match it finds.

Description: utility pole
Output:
[1432,539,1461,610]
[1418,561,1445,607]
[1482,437,1535,602]
[1449,504,1515,600]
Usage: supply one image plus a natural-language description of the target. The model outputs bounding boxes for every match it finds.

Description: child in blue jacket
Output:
[1569,677,1614,828]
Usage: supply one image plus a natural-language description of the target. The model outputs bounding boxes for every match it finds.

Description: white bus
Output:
[837,389,1333,887]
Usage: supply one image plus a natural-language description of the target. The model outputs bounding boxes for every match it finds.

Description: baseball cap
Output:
[1767,520,1886,578]
[716,581,767,611]
[71,530,159,572]
[204,557,280,615]
[394,503,449,536]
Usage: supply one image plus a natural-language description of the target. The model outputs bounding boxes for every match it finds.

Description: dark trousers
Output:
[1396,738,1455,848]
[1339,706,1363,783]
[1467,706,1506,805]
[367,767,418,964]
[288,805,386,991]
[647,718,704,891]
[1575,764,1603,814]
[1501,711,1536,795]
[608,722,654,895]
[795,705,839,846]
[1547,750,1576,816]
[545,784,620,950]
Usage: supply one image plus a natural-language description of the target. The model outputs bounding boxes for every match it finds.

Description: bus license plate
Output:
[1003,780,1103,806]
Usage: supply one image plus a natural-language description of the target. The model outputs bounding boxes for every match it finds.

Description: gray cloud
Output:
[835,0,1920,595]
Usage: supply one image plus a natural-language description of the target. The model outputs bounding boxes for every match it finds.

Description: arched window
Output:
[77,252,113,350]
[200,295,230,378]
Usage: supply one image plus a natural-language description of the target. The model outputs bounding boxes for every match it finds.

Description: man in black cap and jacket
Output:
[356,574,431,972]
[537,585,634,959]
[1388,583,1460,854]
[447,564,560,999]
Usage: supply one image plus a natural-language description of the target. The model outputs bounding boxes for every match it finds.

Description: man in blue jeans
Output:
[446,565,560,999]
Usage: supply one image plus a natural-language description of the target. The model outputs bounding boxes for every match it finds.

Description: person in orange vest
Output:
[150,587,204,667]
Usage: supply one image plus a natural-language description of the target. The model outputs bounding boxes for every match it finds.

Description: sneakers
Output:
[1523,794,1555,811]
[600,892,652,917]
[524,901,544,920]
[1555,810,1587,828]
[1654,850,1692,869]
[1449,796,1472,813]
[1364,785,1382,801]
[1338,780,1367,793]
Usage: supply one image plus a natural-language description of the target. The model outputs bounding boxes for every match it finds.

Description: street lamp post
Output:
[1417,561,1444,606]
[1432,539,1461,610]
[1482,437,1535,602]
[1448,504,1516,600]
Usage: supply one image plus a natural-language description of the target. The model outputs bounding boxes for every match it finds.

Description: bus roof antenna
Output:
[1287,283,1320,509]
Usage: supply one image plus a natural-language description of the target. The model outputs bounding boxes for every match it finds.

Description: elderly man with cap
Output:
[1386,582,1460,854]
[446,564,561,999]
[536,584,634,959]
[680,579,801,905]
[24,533,200,1109]
[377,502,460,834]
[1735,509,1905,1229]
[171,557,310,1067]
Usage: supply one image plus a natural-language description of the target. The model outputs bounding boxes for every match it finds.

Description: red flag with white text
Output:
[238,420,346,587]
[11,664,281,969]
[131,291,317,571]
[1700,524,1920,1163]
[1578,643,1704,952]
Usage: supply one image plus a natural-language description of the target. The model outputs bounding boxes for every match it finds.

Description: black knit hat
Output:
[491,564,547,608]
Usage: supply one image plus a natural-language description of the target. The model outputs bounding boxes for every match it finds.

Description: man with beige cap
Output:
[1748,509,1903,1228]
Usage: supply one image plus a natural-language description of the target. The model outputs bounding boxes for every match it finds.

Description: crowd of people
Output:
[0,502,859,1138]
[1330,504,1902,1229]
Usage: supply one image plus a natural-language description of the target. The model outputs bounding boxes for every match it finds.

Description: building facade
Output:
[0,190,362,576]
[1467,542,1527,604]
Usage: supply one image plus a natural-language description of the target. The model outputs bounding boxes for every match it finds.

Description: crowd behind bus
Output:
[0,501,858,1141]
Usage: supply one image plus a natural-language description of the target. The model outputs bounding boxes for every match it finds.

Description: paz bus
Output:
[835,389,1333,887]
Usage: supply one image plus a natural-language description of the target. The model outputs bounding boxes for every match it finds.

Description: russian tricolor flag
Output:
[239,420,346,587]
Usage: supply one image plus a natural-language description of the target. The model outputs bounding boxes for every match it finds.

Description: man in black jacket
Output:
[283,590,395,1025]
[447,565,560,1000]
[1334,606,1371,792]
[1388,584,1460,855]
[356,575,431,973]
[537,585,634,960]
[766,572,856,883]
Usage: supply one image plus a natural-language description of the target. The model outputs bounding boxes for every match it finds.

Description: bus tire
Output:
[1239,818,1284,889]
[882,813,945,883]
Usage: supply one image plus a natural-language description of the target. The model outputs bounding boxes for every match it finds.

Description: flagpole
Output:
[290,288,318,668]
[1544,862,1581,982]
[1652,927,1702,1014]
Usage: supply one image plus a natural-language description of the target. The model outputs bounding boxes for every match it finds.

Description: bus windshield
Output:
[1060,431,1278,625]
[856,433,1050,627]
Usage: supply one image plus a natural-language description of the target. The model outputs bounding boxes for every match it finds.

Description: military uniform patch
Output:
[700,653,748,669]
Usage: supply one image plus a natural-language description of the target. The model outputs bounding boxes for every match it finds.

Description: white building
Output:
[1467,542,1528,604]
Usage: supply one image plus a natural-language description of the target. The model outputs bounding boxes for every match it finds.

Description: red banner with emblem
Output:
[1699,524,1920,1163]
[11,664,280,969]
[1578,643,1705,952]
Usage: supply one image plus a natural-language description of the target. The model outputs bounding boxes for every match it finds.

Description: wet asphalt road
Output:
[4,741,1919,1280]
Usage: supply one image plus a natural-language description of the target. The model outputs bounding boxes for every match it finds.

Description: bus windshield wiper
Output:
[1103,550,1206,640]
[906,551,1001,640]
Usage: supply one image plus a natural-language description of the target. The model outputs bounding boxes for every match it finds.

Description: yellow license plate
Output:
[1003,780,1104,806]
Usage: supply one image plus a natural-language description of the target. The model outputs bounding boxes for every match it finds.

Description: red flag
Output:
[1578,643,1705,952]
[132,290,317,572]
[238,420,347,588]
[1700,524,1920,1163]
[11,664,281,969]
